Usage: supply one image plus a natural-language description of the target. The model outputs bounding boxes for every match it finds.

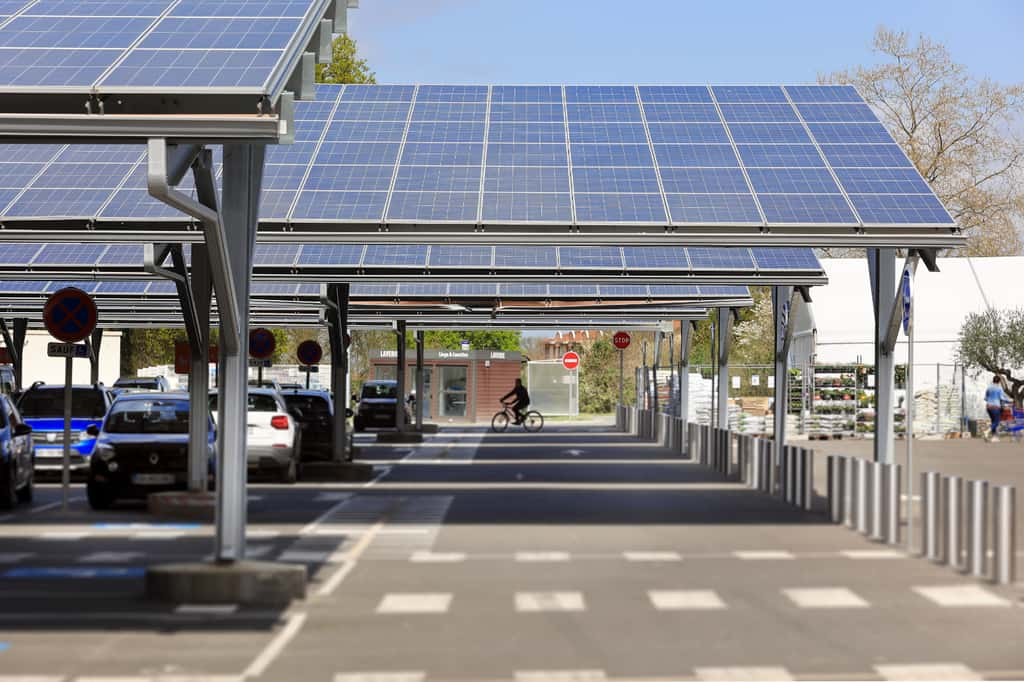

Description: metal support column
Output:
[87,329,103,384]
[325,283,350,462]
[187,244,212,492]
[395,320,407,432]
[679,322,692,450]
[415,330,425,430]
[652,330,662,414]
[716,308,732,431]
[212,143,264,562]
[868,248,897,464]
[0,318,27,391]
[773,286,794,448]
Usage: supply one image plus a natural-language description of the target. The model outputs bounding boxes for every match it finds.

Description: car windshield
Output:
[19,389,106,419]
[284,395,331,419]
[105,399,189,434]
[209,393,281,413]
[362,383,397,399]
[114,378,159,389]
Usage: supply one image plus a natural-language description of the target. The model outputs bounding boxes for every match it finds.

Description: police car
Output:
[16,382,113,477]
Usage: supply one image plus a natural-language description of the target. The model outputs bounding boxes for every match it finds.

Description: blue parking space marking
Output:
[92,522,200,530]
[0,642,9,652]
[3,566,145,579]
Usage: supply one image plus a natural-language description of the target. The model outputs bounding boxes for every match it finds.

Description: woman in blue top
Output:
[985,375,1012,439]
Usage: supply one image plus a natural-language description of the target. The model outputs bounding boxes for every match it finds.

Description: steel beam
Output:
[395,320,407,432]
[415,331,425,430]
[773,286,795,448]
[716,308,732,431]
[868,248,897,464]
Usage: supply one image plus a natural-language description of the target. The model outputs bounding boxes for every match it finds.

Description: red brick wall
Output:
[472,360,522,421]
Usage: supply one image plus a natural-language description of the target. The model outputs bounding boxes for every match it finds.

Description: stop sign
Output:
[562,351,580,370]
[612,331,631,350]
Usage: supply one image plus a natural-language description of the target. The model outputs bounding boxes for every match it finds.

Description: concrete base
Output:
[376,431,424,443]
[301,460,376,482]
[148,491,215,522]
[146,560,306,605]
[418,423,440,434]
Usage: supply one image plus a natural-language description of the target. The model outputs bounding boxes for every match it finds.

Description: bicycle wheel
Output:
[522,411,544,432]
[491,411,510,433]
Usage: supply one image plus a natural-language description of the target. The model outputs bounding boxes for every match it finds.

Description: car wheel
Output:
[0,459,16,510]
[86,478,115,510]
[15,468,32,503]
[280,457,298,484]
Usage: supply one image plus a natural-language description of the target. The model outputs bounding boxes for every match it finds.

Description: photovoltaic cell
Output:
[746,168,841,194]
[727,123,810,144]
[572,167,660,194]
[757,194,857,223]
[686,248,756,270]
[622,247,689,270]
[849,194,951,224]
[647,123,729,144]
[548,284,600,297]
[638,86,712,103]
[752,247,821,270]
[428,246,492,268]
[447,282,499,297]
[712,86,787,103]
[785,85,860,102]
[598,285,650,298]
[494,246,557,268]
[666,194,761,224]
[386,191,478,221]
[558,247,623,269]
[497,283,549,297]
[0,242,42,264]
[362,244,428,267]
[482,193,571,222]
[484,166,570,193]
[574,194,666,223]
[832,167,931,194]
[98,244,143,265]
[490,85,562,103]
[296,244,364,266]
[291,191,387,221]
[659,167,749,193]
[253,243,300,265]
[351,283,398,297]
[33,243,107,265]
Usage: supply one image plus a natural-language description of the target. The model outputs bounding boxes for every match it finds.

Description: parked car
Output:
[209,388,300,483]
[0,394,34,509]
[281,389,334,461]
[112,376,171,396]
[353,380,411,431]
[0,365,15,397]
[85,393,215,510]
[16,383,112,477]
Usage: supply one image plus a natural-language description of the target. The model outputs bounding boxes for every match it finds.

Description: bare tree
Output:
[823,27,1024,256]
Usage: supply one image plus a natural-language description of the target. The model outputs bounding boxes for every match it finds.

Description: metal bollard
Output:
[778,445,789,501]
[751,438,762,490]
[827,455,842,522]
[882,463,901,545]
[942,475,963,569]
[966,480,988,578]
[921,471,940,560]
[870,461,884,541]
[802,448,814,512]
[791,447,802,506]
[992,485,1016,585]
[855,458,869,534]
[766,440,777,496]
[842,456,854,527]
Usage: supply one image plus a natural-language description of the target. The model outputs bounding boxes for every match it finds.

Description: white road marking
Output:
[40,532,87,540]
[132,532,185,540]
[515,551,571,562]
[317,515,389,598]
[247,530,280,540]
[78,552,144,563]
[515,591,585,613]
[247,496,264,502]
[409,551,466,563]
[28,501,67,514]
[242,611,308,679]
[840,549,907,560]
[624,551,682,562]
[334,674,426,682]
[515,671,606,681]
[875,663,981,680]
[734,550,795,560]
[695,666,793,680]
[912,585,1011,608]
[0,552,33,563]
[175,604,239,615]
[375,593,452,614]
[300,495,357,536]
[782,587,869,609]
[0,677,67,682]
[315,492,353,502]
[648,590,726,611]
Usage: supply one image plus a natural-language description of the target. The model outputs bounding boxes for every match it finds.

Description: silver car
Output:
[209,388,300,483]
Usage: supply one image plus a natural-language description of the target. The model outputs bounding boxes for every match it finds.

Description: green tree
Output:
[316,34,376,84]
[578,337,622,414]
[958,308,1024,405]
[824,27,1024,256]
[413,330,521,352]
[120,328,185,375]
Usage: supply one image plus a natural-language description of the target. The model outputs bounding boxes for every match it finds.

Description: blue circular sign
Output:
[248,328,276,360]
[44,287,97,343]
[296,340,323,366]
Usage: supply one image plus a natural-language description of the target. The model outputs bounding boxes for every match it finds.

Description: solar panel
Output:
[687,248,756,270]
[33,243,108,265]
[0,280,47,293]
[649,284,700,297]
[559,247,623,269]
[98,244,144,265]
[0,242,42,264]
[0,84,957,233]
[94,280,150,294]
[253,244,300,266]
[494,246,557,269]
[622,247,689,270]
[295,244,364,266]
[598,284,650,298]
[751,248,822,271]
[363,244,428,267]
[447,283,499,297]
[428,246,492,268]
[350,283,398,297]
[396,283,447,297]
[0,0,329,94]
[497,283,549,297]
[548,284,600,297]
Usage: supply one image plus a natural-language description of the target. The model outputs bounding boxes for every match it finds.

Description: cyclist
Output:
[500,378,531,425]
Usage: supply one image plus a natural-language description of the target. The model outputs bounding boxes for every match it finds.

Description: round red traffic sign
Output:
[249,328,276,360]
[612,331,631,350]
[296,339,323,366]
[562,351,580,371]
[43,287,97,343]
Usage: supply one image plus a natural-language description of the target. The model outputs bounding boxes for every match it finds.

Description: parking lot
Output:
[0,424,1021,681]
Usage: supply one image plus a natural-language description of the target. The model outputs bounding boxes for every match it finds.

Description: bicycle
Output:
[491,402,544,433]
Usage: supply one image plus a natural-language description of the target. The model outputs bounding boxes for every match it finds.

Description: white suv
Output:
[209,388,300,483]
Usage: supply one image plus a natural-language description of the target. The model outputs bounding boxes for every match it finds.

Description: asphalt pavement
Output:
[0,424,1021,681]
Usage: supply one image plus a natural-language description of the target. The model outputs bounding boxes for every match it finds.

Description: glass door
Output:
[440,366,468,418]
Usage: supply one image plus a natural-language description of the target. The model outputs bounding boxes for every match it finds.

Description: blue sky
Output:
[350,0,1021,85]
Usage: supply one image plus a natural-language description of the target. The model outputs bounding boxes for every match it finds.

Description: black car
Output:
[281,389,334,461]
[0,394,34,509]
[112,376,171,396]
[86,393,214,509]
[353,380,412,431]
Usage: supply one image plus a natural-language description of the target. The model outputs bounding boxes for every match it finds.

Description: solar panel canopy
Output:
[0,84,961,247]
[0,0,338,137]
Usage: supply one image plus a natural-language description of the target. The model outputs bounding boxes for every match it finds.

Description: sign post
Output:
[43,287,97,512]
[613,331,631,406]
[248,328,276,387]
[296,340,324,389]
[902,266,914,550]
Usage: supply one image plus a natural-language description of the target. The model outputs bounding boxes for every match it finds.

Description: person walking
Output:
[985,374,1012,442]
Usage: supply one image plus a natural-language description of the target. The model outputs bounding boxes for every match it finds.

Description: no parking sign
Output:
[43,287,97,343]
[249,328,276,360]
